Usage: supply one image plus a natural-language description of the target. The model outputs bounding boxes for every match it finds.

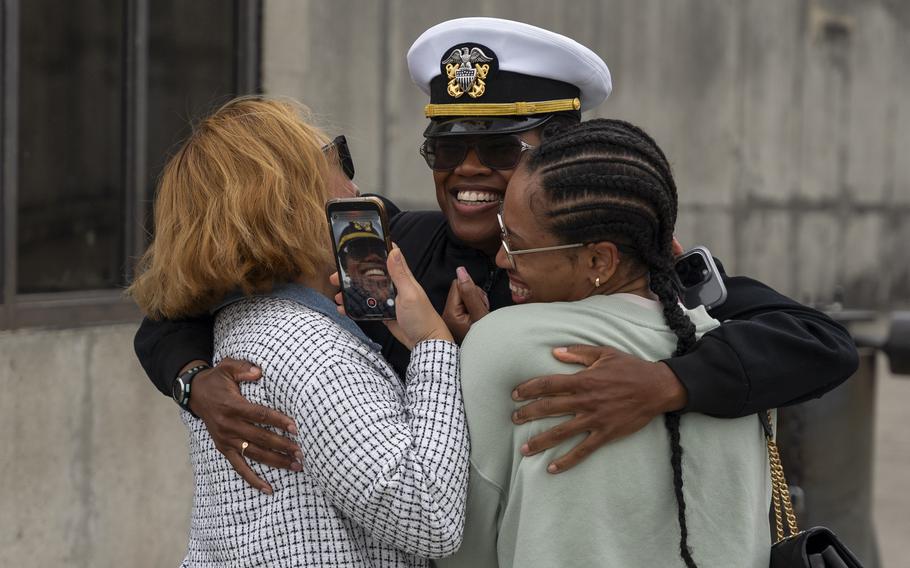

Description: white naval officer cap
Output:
[407,17,612,137]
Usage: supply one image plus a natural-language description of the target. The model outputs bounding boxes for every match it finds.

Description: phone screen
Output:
[329,207,396,320]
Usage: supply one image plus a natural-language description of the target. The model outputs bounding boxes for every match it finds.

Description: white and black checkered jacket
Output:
[180,296,468,567]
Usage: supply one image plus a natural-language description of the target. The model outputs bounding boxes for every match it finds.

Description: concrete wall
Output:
[263,0,910,309]
[0,324,190,567]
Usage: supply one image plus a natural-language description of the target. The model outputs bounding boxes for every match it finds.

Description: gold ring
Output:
[240,441,249,457]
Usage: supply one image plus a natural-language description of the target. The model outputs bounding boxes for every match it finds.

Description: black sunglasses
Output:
[342,238,386,260]
[323,135,355,180]
[419,135,535,171]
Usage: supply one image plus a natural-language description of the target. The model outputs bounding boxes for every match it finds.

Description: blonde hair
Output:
[128,96,333,319]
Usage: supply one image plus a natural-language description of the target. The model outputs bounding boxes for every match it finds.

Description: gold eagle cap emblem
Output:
[442,46,493,99]
[353,221,373,232]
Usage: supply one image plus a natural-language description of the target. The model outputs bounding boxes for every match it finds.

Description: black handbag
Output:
[764,412,865,568]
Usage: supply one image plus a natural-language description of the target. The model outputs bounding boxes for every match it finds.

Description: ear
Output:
[587,242,622,284]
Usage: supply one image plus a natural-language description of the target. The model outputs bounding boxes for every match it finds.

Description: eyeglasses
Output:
[419,135,535,171]
[323,135,355,180]
[497,210,585,270]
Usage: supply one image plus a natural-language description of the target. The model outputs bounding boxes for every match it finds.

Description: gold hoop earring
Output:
[594,277,601,288]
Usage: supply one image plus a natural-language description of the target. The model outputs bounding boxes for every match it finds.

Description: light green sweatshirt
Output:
[437,294,770,568]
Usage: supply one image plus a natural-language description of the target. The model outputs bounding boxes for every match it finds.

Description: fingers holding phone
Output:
[326,198,453,349]
[383,247,453,349]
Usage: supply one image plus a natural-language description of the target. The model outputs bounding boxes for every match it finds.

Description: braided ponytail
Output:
[650,268,698,568]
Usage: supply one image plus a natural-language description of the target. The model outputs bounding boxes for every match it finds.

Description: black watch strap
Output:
[173,364,210,415]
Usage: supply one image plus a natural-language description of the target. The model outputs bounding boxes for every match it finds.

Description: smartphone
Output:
[326,197,397,320]
[673,246,727,310]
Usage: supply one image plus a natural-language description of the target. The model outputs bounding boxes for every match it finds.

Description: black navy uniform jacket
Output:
[134,198,859,417]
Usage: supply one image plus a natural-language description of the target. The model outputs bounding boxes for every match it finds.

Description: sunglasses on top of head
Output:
[322,135,355,180]
[419,135,535,171]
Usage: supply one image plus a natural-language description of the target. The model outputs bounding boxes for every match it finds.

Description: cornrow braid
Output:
[526,118,698,567]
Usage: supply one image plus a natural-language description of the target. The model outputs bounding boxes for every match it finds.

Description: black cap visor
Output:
[423,115,555,138]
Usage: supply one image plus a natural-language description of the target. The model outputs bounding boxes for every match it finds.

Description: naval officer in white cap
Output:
[406,17,611,262]
[348,16,617,374]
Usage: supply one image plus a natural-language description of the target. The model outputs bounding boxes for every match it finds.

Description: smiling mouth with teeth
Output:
[359,266,388,281]
[509,280,531,299]
[456,190,501,204]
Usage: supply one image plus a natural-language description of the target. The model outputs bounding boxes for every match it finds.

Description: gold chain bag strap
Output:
[766,412,799,543]
[764,411,865,567]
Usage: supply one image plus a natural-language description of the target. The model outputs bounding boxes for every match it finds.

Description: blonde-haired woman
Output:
[130,97,468,567]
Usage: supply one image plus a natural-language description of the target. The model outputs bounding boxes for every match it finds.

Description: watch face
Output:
[172,377,185,403]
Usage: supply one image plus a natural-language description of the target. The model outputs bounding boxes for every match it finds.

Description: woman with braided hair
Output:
[439,118,770,568]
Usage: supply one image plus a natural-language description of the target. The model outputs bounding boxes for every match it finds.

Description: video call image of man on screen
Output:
[331,213,396,319]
